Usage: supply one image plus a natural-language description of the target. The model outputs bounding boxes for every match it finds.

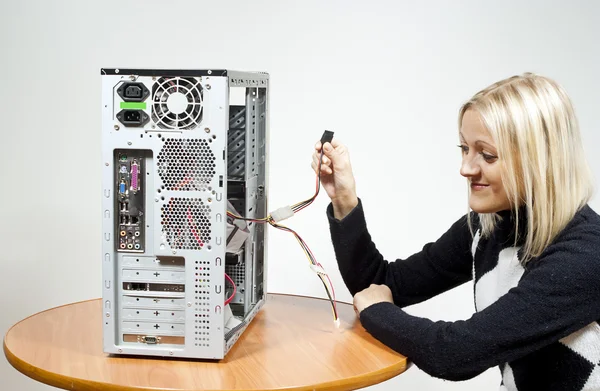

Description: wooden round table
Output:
[3,293,408,391]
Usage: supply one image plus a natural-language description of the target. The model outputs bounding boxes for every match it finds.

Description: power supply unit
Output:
[101,68,268,359]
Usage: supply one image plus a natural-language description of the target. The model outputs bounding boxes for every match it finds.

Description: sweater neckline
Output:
[493,206,529,245]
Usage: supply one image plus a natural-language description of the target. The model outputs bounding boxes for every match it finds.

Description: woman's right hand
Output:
[312,138,358,219]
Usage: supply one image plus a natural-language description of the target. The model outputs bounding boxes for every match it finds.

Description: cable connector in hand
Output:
[321,130,334,145]
[269,206,295,223]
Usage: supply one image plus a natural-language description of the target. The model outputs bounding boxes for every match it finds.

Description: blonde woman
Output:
[312,73,600,390]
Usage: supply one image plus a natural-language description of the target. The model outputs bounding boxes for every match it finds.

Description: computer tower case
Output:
[101,68,268,359]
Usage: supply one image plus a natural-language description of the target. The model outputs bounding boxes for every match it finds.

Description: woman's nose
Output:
[460,155,480,178]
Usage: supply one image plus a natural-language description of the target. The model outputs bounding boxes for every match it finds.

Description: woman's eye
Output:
[457,144,468,154]
[481,152,497,162]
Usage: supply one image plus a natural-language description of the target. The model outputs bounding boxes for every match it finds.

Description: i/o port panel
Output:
[115,150,145,252]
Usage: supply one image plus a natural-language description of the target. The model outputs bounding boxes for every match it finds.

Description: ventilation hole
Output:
[157,139,216,191]
[161,198,211,250]
[151,77,203,130]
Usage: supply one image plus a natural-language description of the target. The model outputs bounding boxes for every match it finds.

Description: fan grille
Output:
[161,198,211,250]
[151,77,203,130]
[157,138,216,191]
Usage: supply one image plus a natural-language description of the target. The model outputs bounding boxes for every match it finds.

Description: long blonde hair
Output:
[460,73,594,263]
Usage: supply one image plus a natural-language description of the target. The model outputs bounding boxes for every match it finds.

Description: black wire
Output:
[319,274,337,317]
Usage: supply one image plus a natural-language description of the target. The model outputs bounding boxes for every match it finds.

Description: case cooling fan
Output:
[151,77,203,130]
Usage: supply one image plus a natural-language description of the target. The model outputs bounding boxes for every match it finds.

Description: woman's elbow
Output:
[415,356,487,381]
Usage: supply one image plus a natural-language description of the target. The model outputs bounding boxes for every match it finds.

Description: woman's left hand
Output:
[353,284,394,316]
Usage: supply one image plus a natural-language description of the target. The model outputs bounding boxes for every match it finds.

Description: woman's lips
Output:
[471,183,489,191]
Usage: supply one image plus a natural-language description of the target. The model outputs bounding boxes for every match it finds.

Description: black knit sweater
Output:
[327,199,600,390]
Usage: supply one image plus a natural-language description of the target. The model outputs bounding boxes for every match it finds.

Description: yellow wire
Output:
[270,218,337,320]
[291,198,311,209]
[318,273,338,320]
[290,151,324,209]
[227,206,338,320]
[268,219,313,267]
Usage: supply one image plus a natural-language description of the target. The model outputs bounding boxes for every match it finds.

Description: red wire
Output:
[175,176,191,191]
[321,266,337,314]
[224,273,236,305]
[224,149,338,318]
[294,232,337,316]
[167,78,177,91]
[293,160,321,213]
[187,208,203,247]
[270,222,338,317]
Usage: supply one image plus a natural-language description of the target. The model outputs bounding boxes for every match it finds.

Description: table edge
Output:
[4,296,409,391]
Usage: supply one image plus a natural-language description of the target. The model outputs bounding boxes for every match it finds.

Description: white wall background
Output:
[1,0,599,390]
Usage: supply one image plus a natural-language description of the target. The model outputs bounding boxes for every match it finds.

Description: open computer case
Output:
[101,68,268,359]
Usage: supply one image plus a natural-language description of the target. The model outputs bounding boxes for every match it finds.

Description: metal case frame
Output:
[101,68,269,359]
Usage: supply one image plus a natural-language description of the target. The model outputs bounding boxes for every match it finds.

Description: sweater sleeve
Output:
[358,222,600,381]
[327,198,476,307]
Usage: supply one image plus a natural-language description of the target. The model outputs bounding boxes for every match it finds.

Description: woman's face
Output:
[459,109,511,213]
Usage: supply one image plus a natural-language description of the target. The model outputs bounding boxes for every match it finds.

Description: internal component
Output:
[115,151,145,252]
[226,201,249,253]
